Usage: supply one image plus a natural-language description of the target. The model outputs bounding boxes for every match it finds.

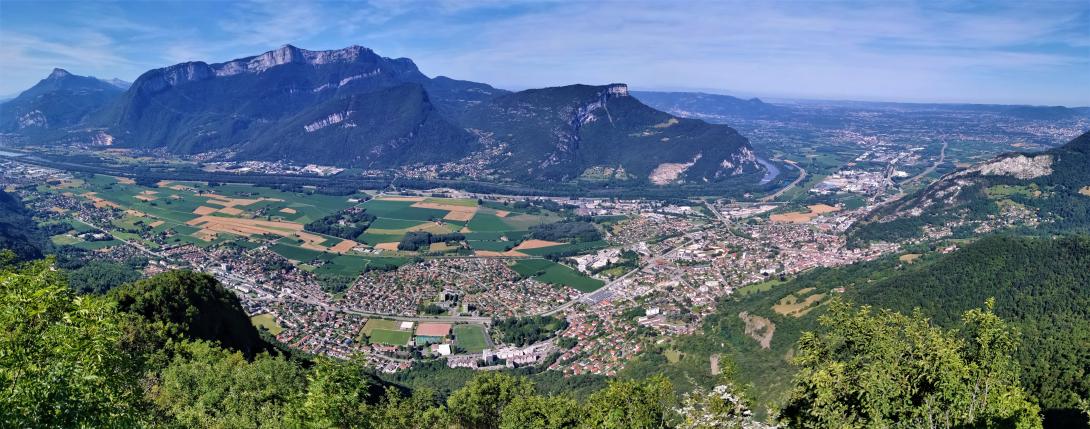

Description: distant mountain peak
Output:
[212,44,385,77]
[606,83,629,96]
[101,78,131,90]
[48,68,72,79]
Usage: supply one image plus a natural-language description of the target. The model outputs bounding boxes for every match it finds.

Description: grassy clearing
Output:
[453,325,489,353]
[50,234,81,246]
[250,314,283,335]
[736,278,783,296]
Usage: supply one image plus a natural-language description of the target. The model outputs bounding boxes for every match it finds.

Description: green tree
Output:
[779,299,1042,428]
[676,356,760,429]
[297,357,377,428]
[148,340,305,428]
[500,395,584,429]
[582,375,674,429]
[447,372,535,429]
[0,258,147,427]
[372,387,449,429]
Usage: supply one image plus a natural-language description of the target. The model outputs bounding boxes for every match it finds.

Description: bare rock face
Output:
[966,154,1053,180]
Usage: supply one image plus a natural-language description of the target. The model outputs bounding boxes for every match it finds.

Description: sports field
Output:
[453,325,489,353]
[368,329,412,346]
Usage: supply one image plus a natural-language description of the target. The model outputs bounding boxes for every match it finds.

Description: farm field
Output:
[509,259,605,292]
[358,195,563,255]
[453,325,489,353]
[46,175,362,254]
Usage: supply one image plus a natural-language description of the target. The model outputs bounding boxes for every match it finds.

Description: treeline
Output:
[398,232,465,251]
[0,190,48,261]
[491,315,569,346]
[529,220,602,243]
[0,252,1058,428]
[304,206,376,240]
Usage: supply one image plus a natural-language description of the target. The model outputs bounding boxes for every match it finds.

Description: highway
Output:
[760,159,806,202]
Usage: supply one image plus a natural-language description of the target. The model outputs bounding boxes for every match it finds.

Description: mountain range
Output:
[2,45,764,186]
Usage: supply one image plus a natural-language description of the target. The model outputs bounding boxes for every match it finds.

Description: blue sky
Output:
[2,0,1088,106]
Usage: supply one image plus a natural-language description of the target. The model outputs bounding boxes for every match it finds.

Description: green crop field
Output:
[360,199,448,221]
[510,259,605,292]
[454,325,489,353]
[466,213,514,232]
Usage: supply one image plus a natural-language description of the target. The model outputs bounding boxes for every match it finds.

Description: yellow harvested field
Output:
[375,242,401,251]
[443,210,475,221]
[410,201,478,221]
[114,176,136,185]
[194,229,218,241]
[329,240,358,253]
[53,179,84,189]
[770,204,840,223]
[134,195,157,201]
[807,204,840,214]
[773,293,826,318]
[3,185,15,193]
[513,239,564,250]
[148,220,165,228]
[1080,186,1090,196]
[293,231,327,246]
[200,193,283,207]
[124,210,146,217]
[899,253,922,264]
[279,207,298,214]
[193,206,218,215]
[49,206,68,214]
[769,212,813,223]
[82,192,120,209]
[429,242,456,252]
[157,180,174,187]
[218,207,244,216]
[494,210,510,218]
[460,226,472,233]
[186,215,302,238]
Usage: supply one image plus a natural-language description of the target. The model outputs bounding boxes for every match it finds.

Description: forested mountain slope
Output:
[630,234,1090,428]
[0,190,47,261]
[461,84,762,183]
[850,130,1090,244]
[0,68,123,135]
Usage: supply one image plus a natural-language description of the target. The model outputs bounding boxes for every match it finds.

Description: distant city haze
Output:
[1,0,1088,106]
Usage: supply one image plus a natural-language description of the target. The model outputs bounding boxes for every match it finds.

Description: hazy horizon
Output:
[2,0,1088,106]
